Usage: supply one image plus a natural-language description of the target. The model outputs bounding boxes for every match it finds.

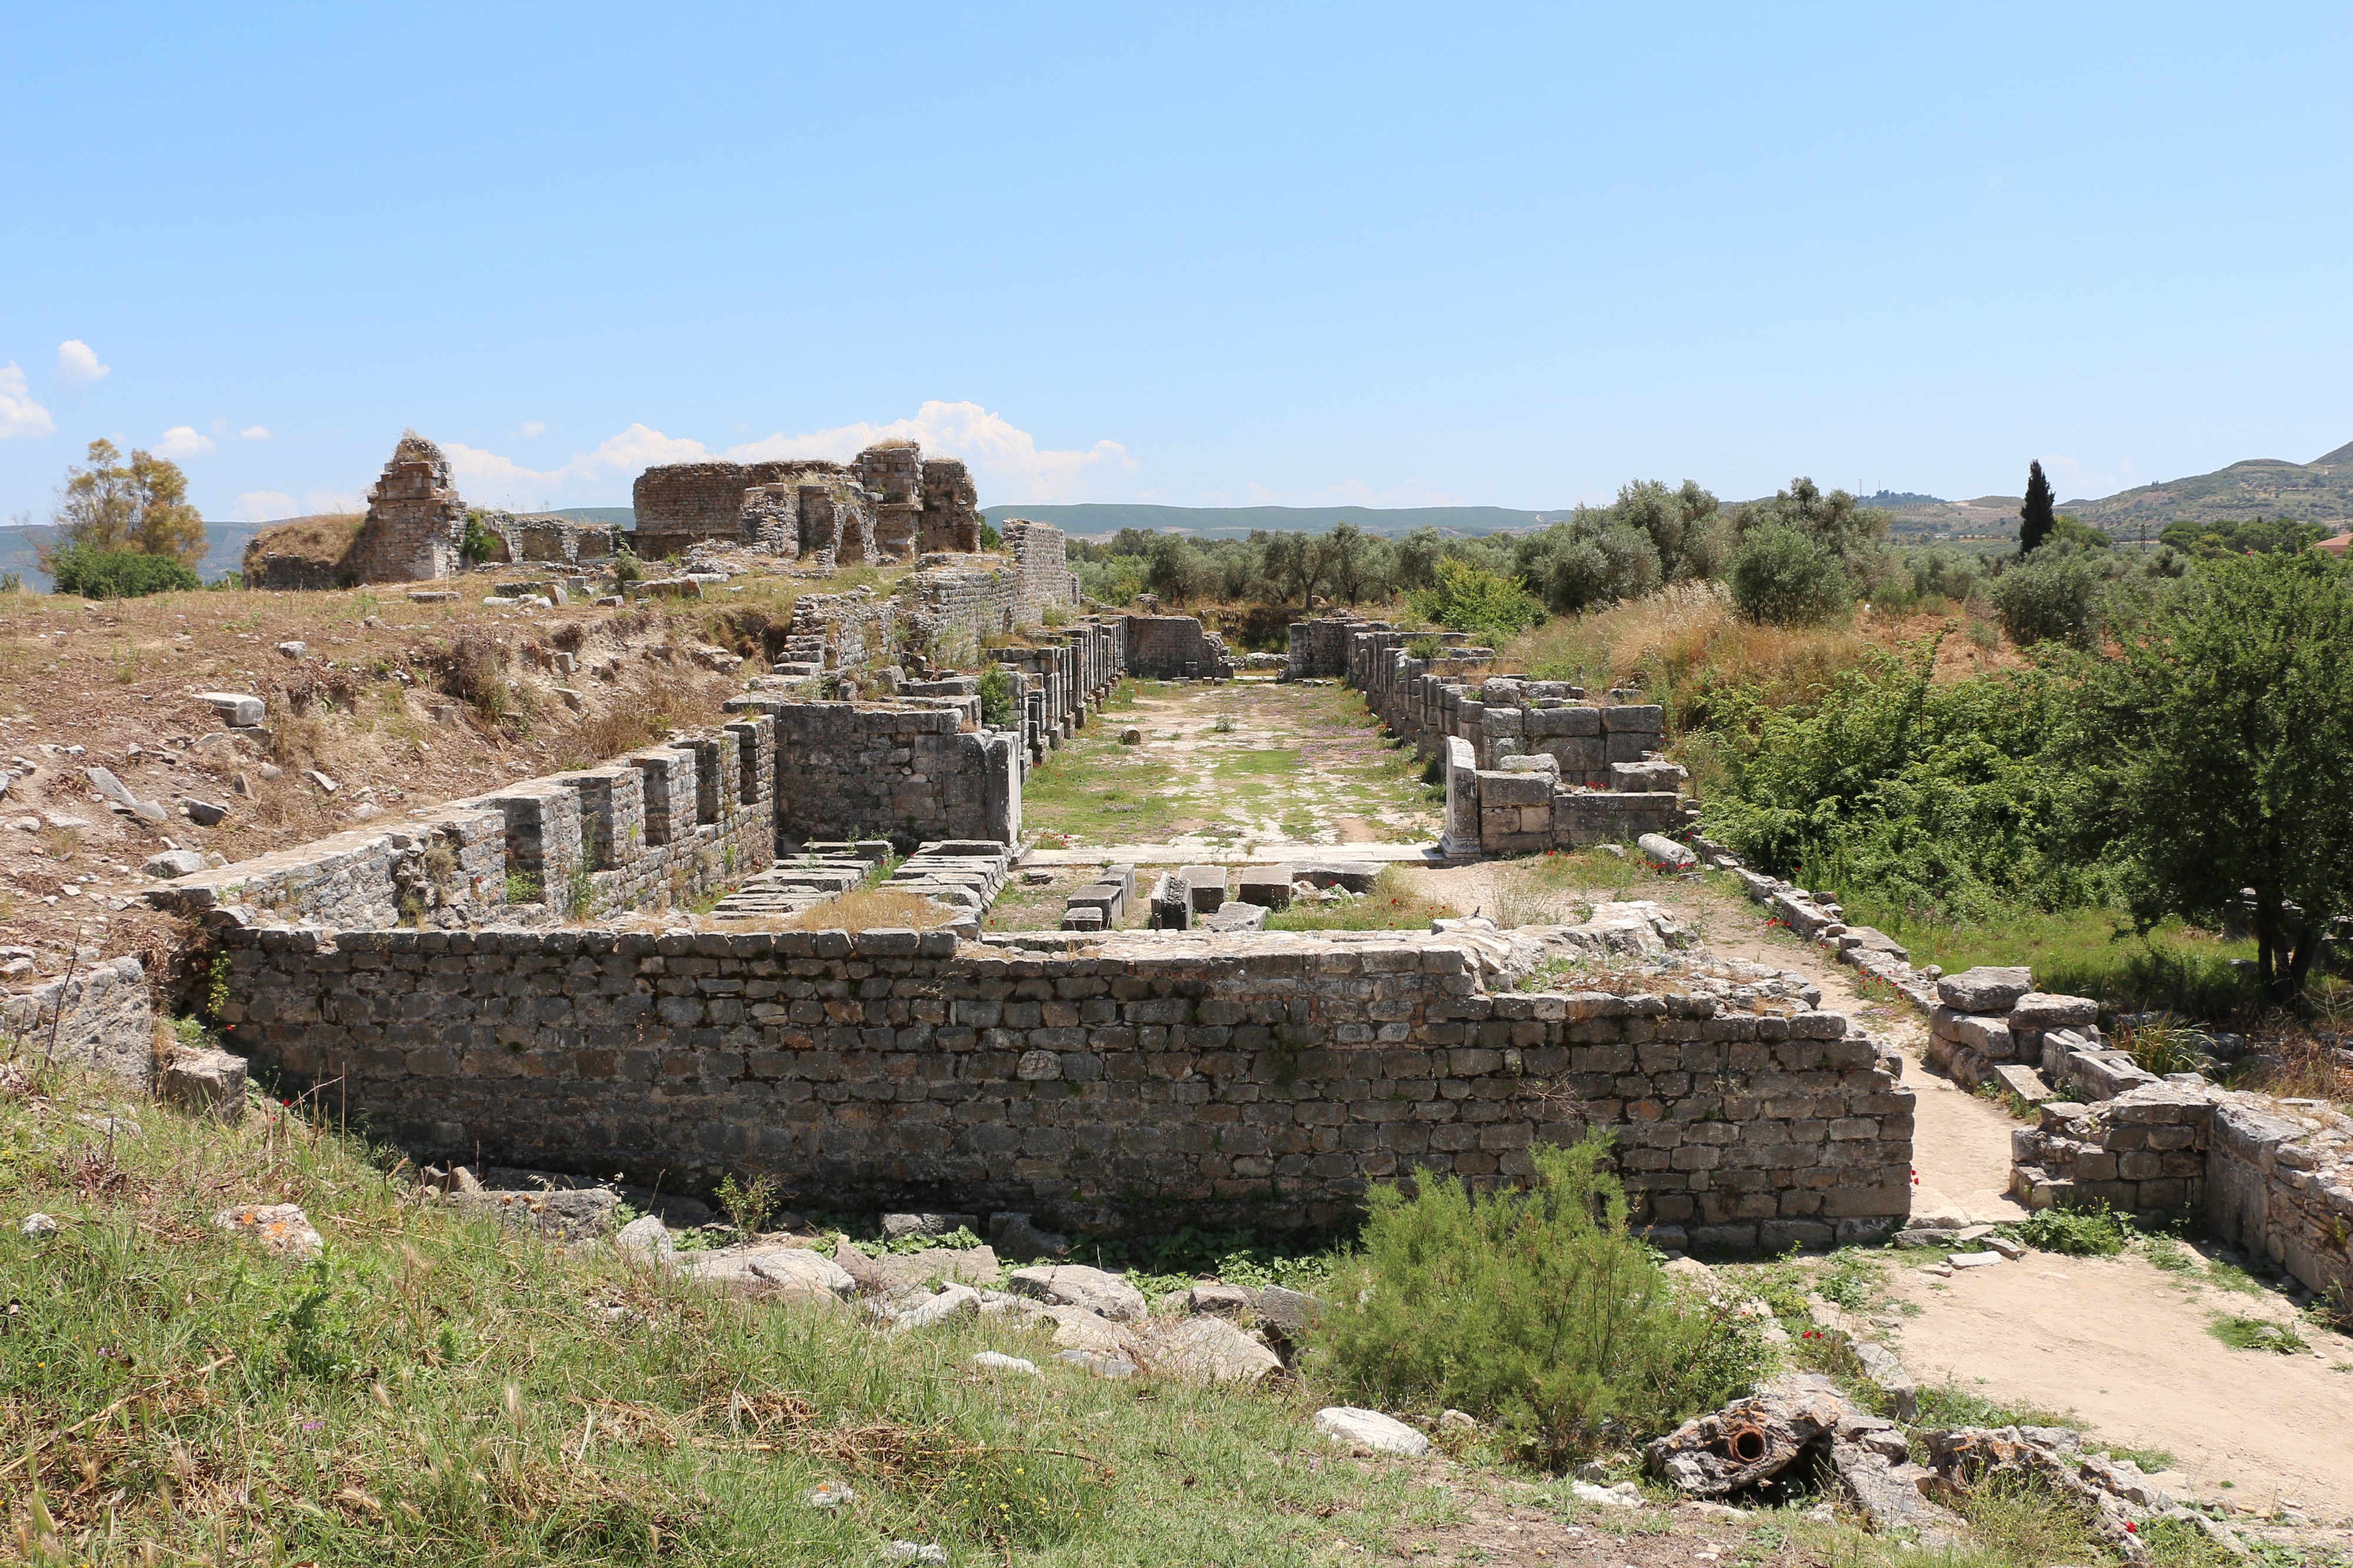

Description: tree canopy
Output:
[46,438,206,568]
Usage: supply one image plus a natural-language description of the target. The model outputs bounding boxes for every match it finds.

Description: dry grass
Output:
[774,888,959,932]
[1503,584,2025,732]
[239,513,366,576]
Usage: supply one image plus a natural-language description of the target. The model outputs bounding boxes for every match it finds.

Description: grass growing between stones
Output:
[1264,868,1461,932]
[1,1062,1450,1567]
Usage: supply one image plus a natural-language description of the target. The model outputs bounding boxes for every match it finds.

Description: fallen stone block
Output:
[1993,1064,2056,1105]
[676,1243,854,1303]
[1637,832,1695,870]
[1204,900,1268,933]
[1234,865,1292,910]
[196,692,265,728]
[1290,861,1382,892]
[1315,1407,1428,1456]
[1145,1314,1282,1382]
[214,1202,323,1262]
[1936,966,2035,1013]
[1180,865,1227,912]
[159,1047,247,1120]
[1006,1264,1146,1322]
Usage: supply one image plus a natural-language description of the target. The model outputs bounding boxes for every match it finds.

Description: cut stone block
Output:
[1181,865,1227,912]
[1937,966,2034,1013]
[1993,1064,2057,1105]
[1234,865,1292,910]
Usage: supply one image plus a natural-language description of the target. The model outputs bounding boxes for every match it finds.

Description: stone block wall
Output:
[631,446,980,567]
[726,698,1020,848]
[212,927,1914,1247]
[2011,1082,2352,1303]
[476,512,616,567]
[0,955,156,1090]
[1124,615,1235,679]
[148,718,777,931]
[1275,616,1692,856]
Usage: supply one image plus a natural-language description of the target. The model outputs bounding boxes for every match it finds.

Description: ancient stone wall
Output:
[0,955,156,1090]
[147,718,777,932]
[1124,615,1235,680]
[476,512,616,567]
[1279,615,1692,855]
[724,698,1020,849]
[631,446,981,566]
[214,927,1914,1247]
[346,435,468,583]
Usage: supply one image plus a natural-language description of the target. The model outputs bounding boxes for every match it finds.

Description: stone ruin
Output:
[632,442,981,565]
[1286,614,1692,855]
[346,433,470,583]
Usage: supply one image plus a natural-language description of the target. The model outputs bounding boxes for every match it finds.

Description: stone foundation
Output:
[214,926,1915,1245]
[630,444,981,566]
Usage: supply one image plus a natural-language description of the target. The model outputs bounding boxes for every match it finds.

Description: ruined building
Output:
[631,442,982,565]
[346,433,469,583]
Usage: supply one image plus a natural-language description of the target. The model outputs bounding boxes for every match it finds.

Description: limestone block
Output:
[1181,865,1228,912]
[1007,1264,1146,1322]
[2009,992,2098,1031]
[1936,966,2034,1013]
[1235,866,1292,909]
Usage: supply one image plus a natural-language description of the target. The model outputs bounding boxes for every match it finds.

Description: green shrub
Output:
[1405,633,1444,661]
[979,518,1004,551]
[610,541,644,585]
[49,546,201,599]
[1405,556,1542,647]
[1728,524,1850,625]
[976,663,1016,727]
[1314,1134,1766,1465]
[2011,1203,2132,1256]
[1991,545,2106,648]
[460,511,502,565]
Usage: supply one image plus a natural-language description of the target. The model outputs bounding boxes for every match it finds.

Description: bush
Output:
[460,511,502,565]
[976,663,1015,727]
[1314,1135,1765,1465]
[1728,524,1850,625]
[1991,545,2105,648]
[1405,557,1543,647]
[49,546,201,599]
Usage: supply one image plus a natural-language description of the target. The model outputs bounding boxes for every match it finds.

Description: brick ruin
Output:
[631,443,982,565]
[346,433,470,583]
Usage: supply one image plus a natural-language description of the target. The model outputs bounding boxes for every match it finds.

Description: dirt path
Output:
[1885,1250,2353,1513]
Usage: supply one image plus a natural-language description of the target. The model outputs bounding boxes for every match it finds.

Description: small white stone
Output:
[969,1351,1039,1376]
[806,1481,855,1508]
[21,1213,58,1237]
[1572,1480,1642,1509]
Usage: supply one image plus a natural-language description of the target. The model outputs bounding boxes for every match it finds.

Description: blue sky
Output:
[4,4,2349,525]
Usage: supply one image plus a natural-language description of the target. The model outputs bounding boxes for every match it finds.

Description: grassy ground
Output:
[1018,679,1441,851]
[10,1059,2327,1567]
[2,1061,1449,1567]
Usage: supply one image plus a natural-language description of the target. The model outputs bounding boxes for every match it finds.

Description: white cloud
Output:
[239,425,271,441]
[444,402,1138,509]
[235,491,300,521]
[55,339,109,386]
[517,420,546,438]
[0,362,55,440]
[154,425,215,459]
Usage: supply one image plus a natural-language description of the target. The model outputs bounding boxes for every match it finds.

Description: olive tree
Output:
[2096,552,2353,1002]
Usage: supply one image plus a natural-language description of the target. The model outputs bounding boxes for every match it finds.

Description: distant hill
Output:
[2065,442,2353,535]
[0,521,263,590]
[979,503,1558,541]
[546,507,634,527]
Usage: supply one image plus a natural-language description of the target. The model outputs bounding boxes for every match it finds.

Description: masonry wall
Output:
[728,699,1020,849]
[1,955,156,1090]
[215,928,1915,1246]
[1280,615,1691,855]
[1124,615,1235,679]
[148,717,778,930]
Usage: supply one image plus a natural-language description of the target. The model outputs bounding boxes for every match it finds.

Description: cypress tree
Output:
[2019,459,2057,555]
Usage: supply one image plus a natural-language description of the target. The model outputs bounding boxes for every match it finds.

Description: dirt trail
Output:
[1406,867,2353,1512]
